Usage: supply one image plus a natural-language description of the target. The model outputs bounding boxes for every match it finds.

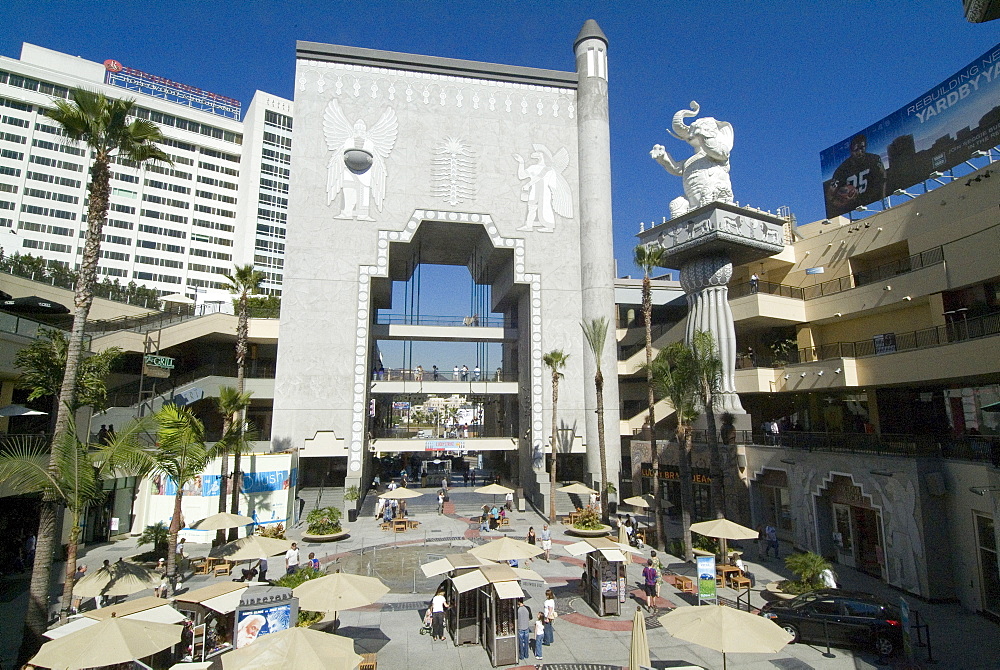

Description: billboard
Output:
[821,42,1000,218]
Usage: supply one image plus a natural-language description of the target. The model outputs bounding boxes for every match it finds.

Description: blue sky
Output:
[5,0,999,278]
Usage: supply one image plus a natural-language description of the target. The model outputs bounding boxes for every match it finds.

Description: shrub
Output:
[572,505,604,531]
[306,507,342,535]
[137,522,169,554]
[271,567,324,626]
[777,551,832,594]
[344,485,360,502]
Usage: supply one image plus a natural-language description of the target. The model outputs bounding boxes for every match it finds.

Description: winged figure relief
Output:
[323,99,398,221]
[513,144,573,232]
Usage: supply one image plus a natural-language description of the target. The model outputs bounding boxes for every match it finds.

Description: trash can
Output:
[516,488,525,512]
[348,508,358,523]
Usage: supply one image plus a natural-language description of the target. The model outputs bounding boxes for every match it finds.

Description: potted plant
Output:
[301,506,346,542]
[344,484,361,522]
[568,505,612,537]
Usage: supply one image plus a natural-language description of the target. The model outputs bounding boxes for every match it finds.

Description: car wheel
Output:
[781,624,799,643]
[874,636,895,657]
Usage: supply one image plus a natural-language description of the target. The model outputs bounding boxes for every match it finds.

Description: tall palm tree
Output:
[689,331,726,518]
[213,386,253,546]
[633,243,665,548]
[0,418,151,622]
[148,405,209,588]
[542,350,569,523]
[649,343,700,561]
[581,318,611,524]
[21,89,169,654]
[221,265,264,540]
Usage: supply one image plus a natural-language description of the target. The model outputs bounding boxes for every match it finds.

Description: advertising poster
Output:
[821,42,1000,217]
[235,603,293,648]
[697,555,717,603]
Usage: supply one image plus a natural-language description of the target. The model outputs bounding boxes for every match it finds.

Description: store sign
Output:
[144,354,175,369]
[640,464,712,484]
[425,440,466,451]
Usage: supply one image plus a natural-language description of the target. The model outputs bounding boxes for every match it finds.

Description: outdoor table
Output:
[717,564,740,586]
[393,519,407,533]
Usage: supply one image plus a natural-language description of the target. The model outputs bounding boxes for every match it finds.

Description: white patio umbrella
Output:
[658,604,792,670]
[189,511,255,531]
[293,572,389,612]
[210,534,293,562]
[160,293,195,305]
[30,617,182,670]
[377,487,423,500]
[630,606,651,670]
[475,482,514,506]
[220,627,362,670]
[557,482,598,496]
[470,536,543,562]
[690,518,758,557]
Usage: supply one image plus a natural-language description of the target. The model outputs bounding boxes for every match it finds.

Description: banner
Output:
[821,42,1000,217]
[697,555,717,603]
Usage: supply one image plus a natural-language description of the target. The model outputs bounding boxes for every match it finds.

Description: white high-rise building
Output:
[0,43,293,304]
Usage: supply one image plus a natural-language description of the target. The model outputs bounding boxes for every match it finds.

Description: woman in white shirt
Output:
[542,588,556,646]
[430,587,449,641]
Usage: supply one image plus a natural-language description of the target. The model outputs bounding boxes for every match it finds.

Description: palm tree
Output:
[19,88,169,655]
[221,265,264,539]
[213,386,253,546]
[14,328,122,431]
[633,243,665,547]
[542,350,569,523]
[149,405,210,588]
[0,418,151,622]
[689,331,726,518]
[649,343,700,561]
[581,318,611,524]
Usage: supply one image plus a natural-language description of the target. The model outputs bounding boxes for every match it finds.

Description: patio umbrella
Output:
[618,522,629,547]
[629,607,651,670]
[469,536,543,562]
[30,617,182,670]
[474,482,514,506]
[73,561,157,598]
[160,293,195,305]
[658,605,792,670]
[1,295,69,314]
[220,627,362,670]
[210,534,293,562]
[190,511,255,531]
[690,518,758,558]
[293,572,389,612]
[0,404,47,417]
[557,482,598,496]
[377,487,423,500]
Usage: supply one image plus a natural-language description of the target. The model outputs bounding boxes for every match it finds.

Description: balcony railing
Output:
[796,311,1000,363]
[376,314,513,328]
[373,368,515,383]
[106,361,277,408]
[728,246,945,302]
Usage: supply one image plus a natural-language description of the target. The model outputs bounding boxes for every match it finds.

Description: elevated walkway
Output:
[617,319,687,376]
[371,323,516,342]
[92,313,278,353]
[371,436,517,453]
[370,379,518,394]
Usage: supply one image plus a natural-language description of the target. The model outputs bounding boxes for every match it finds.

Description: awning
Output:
[563,540,594,557]
[511,567,543,583]
[493,581,524,600]
[201,588,246,614]
[451,571,489,593]
[421,557,453,579]
[598,548,627,562]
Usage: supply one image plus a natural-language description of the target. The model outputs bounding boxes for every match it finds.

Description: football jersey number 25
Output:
[846,169,870,194]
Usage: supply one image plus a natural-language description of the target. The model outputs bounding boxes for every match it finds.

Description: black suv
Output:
[760,589,904,657]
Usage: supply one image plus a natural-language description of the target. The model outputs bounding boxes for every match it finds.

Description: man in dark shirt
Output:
[827,134,886,215]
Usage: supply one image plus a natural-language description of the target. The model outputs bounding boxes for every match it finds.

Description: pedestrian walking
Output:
[505,490,514,512]
[642,558,659,612]
[765,524,779,558]
[285,542,300,575]
[526,526,536,561]
[437,490,445,515]
[463,469,469,486]
[540,524,552,562]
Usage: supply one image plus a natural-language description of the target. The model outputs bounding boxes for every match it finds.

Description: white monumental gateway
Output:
[272,21,620,509]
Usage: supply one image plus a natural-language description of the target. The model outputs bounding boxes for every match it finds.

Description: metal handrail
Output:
[376,314,513,328]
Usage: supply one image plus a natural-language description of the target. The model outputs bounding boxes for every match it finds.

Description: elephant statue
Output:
[650,101,734,219]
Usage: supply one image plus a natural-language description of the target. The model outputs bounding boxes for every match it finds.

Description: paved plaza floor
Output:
[1,483,997,669]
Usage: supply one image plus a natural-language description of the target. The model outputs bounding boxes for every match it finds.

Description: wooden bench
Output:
[673,575,695,594]
[192,559,210,576]
[729,574,751,590]
[359,652,377,670]
[380,522,392,531]
[499,517,510,527]
[213,561,233,577]
[393,519,407,533]
[406,519,420,529]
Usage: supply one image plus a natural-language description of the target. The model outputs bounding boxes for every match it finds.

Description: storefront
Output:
[818,475,885,579]
[754,469,793,541]
[639,462,715,522]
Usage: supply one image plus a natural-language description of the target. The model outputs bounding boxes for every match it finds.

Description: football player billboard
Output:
[822,42,1000,218]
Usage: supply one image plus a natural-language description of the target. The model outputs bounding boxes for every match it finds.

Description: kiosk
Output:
[420,554,542,666]
[565,537,632,617]
[173,582,249,661]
